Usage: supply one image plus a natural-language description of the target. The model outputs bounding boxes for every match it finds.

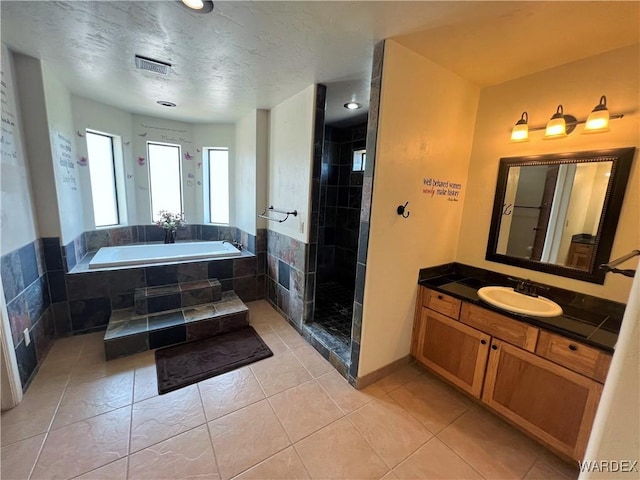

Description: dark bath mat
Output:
[155,326,273,395]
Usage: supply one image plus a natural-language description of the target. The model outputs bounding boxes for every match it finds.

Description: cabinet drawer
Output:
[460,303,539,351]
[536,331,612,383]
[572,244,593,254]
[422,288,461,319]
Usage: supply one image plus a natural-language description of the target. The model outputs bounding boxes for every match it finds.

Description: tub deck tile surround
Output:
[104,291,249,360]
[134,279,222,314]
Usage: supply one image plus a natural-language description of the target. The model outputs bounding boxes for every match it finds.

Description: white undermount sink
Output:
[477,286,563,318]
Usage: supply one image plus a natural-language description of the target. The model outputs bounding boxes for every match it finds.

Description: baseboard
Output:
[354,354,413,389]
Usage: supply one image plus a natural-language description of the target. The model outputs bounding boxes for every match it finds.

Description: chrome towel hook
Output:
[397,201,410,218]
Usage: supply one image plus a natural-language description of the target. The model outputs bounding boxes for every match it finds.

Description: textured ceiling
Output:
[1,1,638,125]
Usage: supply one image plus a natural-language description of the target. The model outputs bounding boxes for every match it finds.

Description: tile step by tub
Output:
[104,291,249,360]
[134,279,222,315]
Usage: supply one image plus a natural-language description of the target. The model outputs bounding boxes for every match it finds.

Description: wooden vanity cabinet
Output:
[415,308,490,397]
[483,340,603,460]
[413,286,611,461]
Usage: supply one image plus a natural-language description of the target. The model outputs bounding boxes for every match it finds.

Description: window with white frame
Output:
[148,142,183,222]
[353,149,366,172]
[85,130,119,227]
[207,147,230,224]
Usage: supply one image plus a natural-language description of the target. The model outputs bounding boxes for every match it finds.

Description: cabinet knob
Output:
[568,344,578,351]
[491,344,498,351]
[437,295,443,300]
[480,339,487,345]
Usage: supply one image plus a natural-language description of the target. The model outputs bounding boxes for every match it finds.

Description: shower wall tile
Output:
[1,238,54,390]
[109,226,133,246]
[52,302,72,337]
[43,240,63,272]
[66,272,110,301]
[85,229,110,251]
[1,249,24,302]
[7,295,30,347]
[15,339,37,387]
[69,297,111,332]
[18,242,39,288]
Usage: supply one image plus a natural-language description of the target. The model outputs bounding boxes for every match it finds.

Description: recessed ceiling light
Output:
[180,0,214,13]
[157,101,177,108]
[344,102,362,110]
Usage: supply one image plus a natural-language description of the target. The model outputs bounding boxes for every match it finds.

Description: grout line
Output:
[198,384,223,479]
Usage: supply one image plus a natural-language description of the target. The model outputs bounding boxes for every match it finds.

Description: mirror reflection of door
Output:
[531,166,559,260]
[500,161,612,270]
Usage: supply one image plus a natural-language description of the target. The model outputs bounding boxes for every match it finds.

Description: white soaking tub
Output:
[89,241,242,269]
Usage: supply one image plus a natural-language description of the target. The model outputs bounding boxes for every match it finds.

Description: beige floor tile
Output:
[199,366,265,421]
[269,379,343,442]
[128,425,219,479]
[69,351,139,385]
[256,330,290,355]
[52,371,133,429]
[373,363,424,394]
[348,394,432,468]
[37,354,77,378]
[382,471,399,479]
[388,375,470,433]
[74,457,128,479]
[130,385,206,453]
[43,335,85,363]
[78,332,107,356]
[294,417,389,479]
[250,350,312,397]
[208,399,290,480]
[394,437,483,479]
[1,381,65,447]
[316,371,379,414]
[0,433,45,480]
[291,344,334,377]
[438,408,540,479]
[234,446,310,480]
[32,406,131,479]
[274,326,308,350]
[535,449,578,479]
[133,363,159,403]
[524,459,572,480]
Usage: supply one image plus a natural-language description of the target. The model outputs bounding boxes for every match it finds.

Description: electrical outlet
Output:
[23,328,31,346]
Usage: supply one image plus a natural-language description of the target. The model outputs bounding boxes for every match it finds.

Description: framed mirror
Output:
[486,147,635,284]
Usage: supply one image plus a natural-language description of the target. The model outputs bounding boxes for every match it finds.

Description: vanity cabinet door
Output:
[483,340,602,460]
[415,308,490,398]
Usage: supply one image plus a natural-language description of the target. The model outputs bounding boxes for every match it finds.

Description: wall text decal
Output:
[423,177,463,202]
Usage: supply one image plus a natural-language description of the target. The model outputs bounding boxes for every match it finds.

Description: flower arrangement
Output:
[156,210,186,231]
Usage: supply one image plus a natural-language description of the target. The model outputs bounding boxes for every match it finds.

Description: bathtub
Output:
[89,241,242,269]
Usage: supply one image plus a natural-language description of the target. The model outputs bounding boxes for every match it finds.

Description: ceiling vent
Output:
[134,55,172,75]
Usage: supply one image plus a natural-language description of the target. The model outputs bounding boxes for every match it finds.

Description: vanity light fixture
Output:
[544,105,574,138]
[344,102,362,110]
[509,96,623,142]
[510,112,529,142]
[584,95,610,133]
[180,0,214,13]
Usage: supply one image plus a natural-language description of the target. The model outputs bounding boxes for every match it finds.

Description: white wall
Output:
[192,123,236,225]
[359,40,480,376]
[11,52,61,242]
[0,45,38,254]
[235,109,270,235]
[42,69,84,245]
[457,44,640,303]
[268,85,315,243]
[71,95,136,226]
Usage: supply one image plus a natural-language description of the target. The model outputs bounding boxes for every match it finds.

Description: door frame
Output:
[1,276,23,410]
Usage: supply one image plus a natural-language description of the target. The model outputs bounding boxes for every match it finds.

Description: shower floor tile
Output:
[313,281,354,346]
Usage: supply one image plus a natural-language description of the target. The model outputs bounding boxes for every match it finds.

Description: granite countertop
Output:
[418,271,620,353]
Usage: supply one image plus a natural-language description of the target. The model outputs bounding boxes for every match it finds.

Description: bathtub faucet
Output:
[223,240,243,251]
